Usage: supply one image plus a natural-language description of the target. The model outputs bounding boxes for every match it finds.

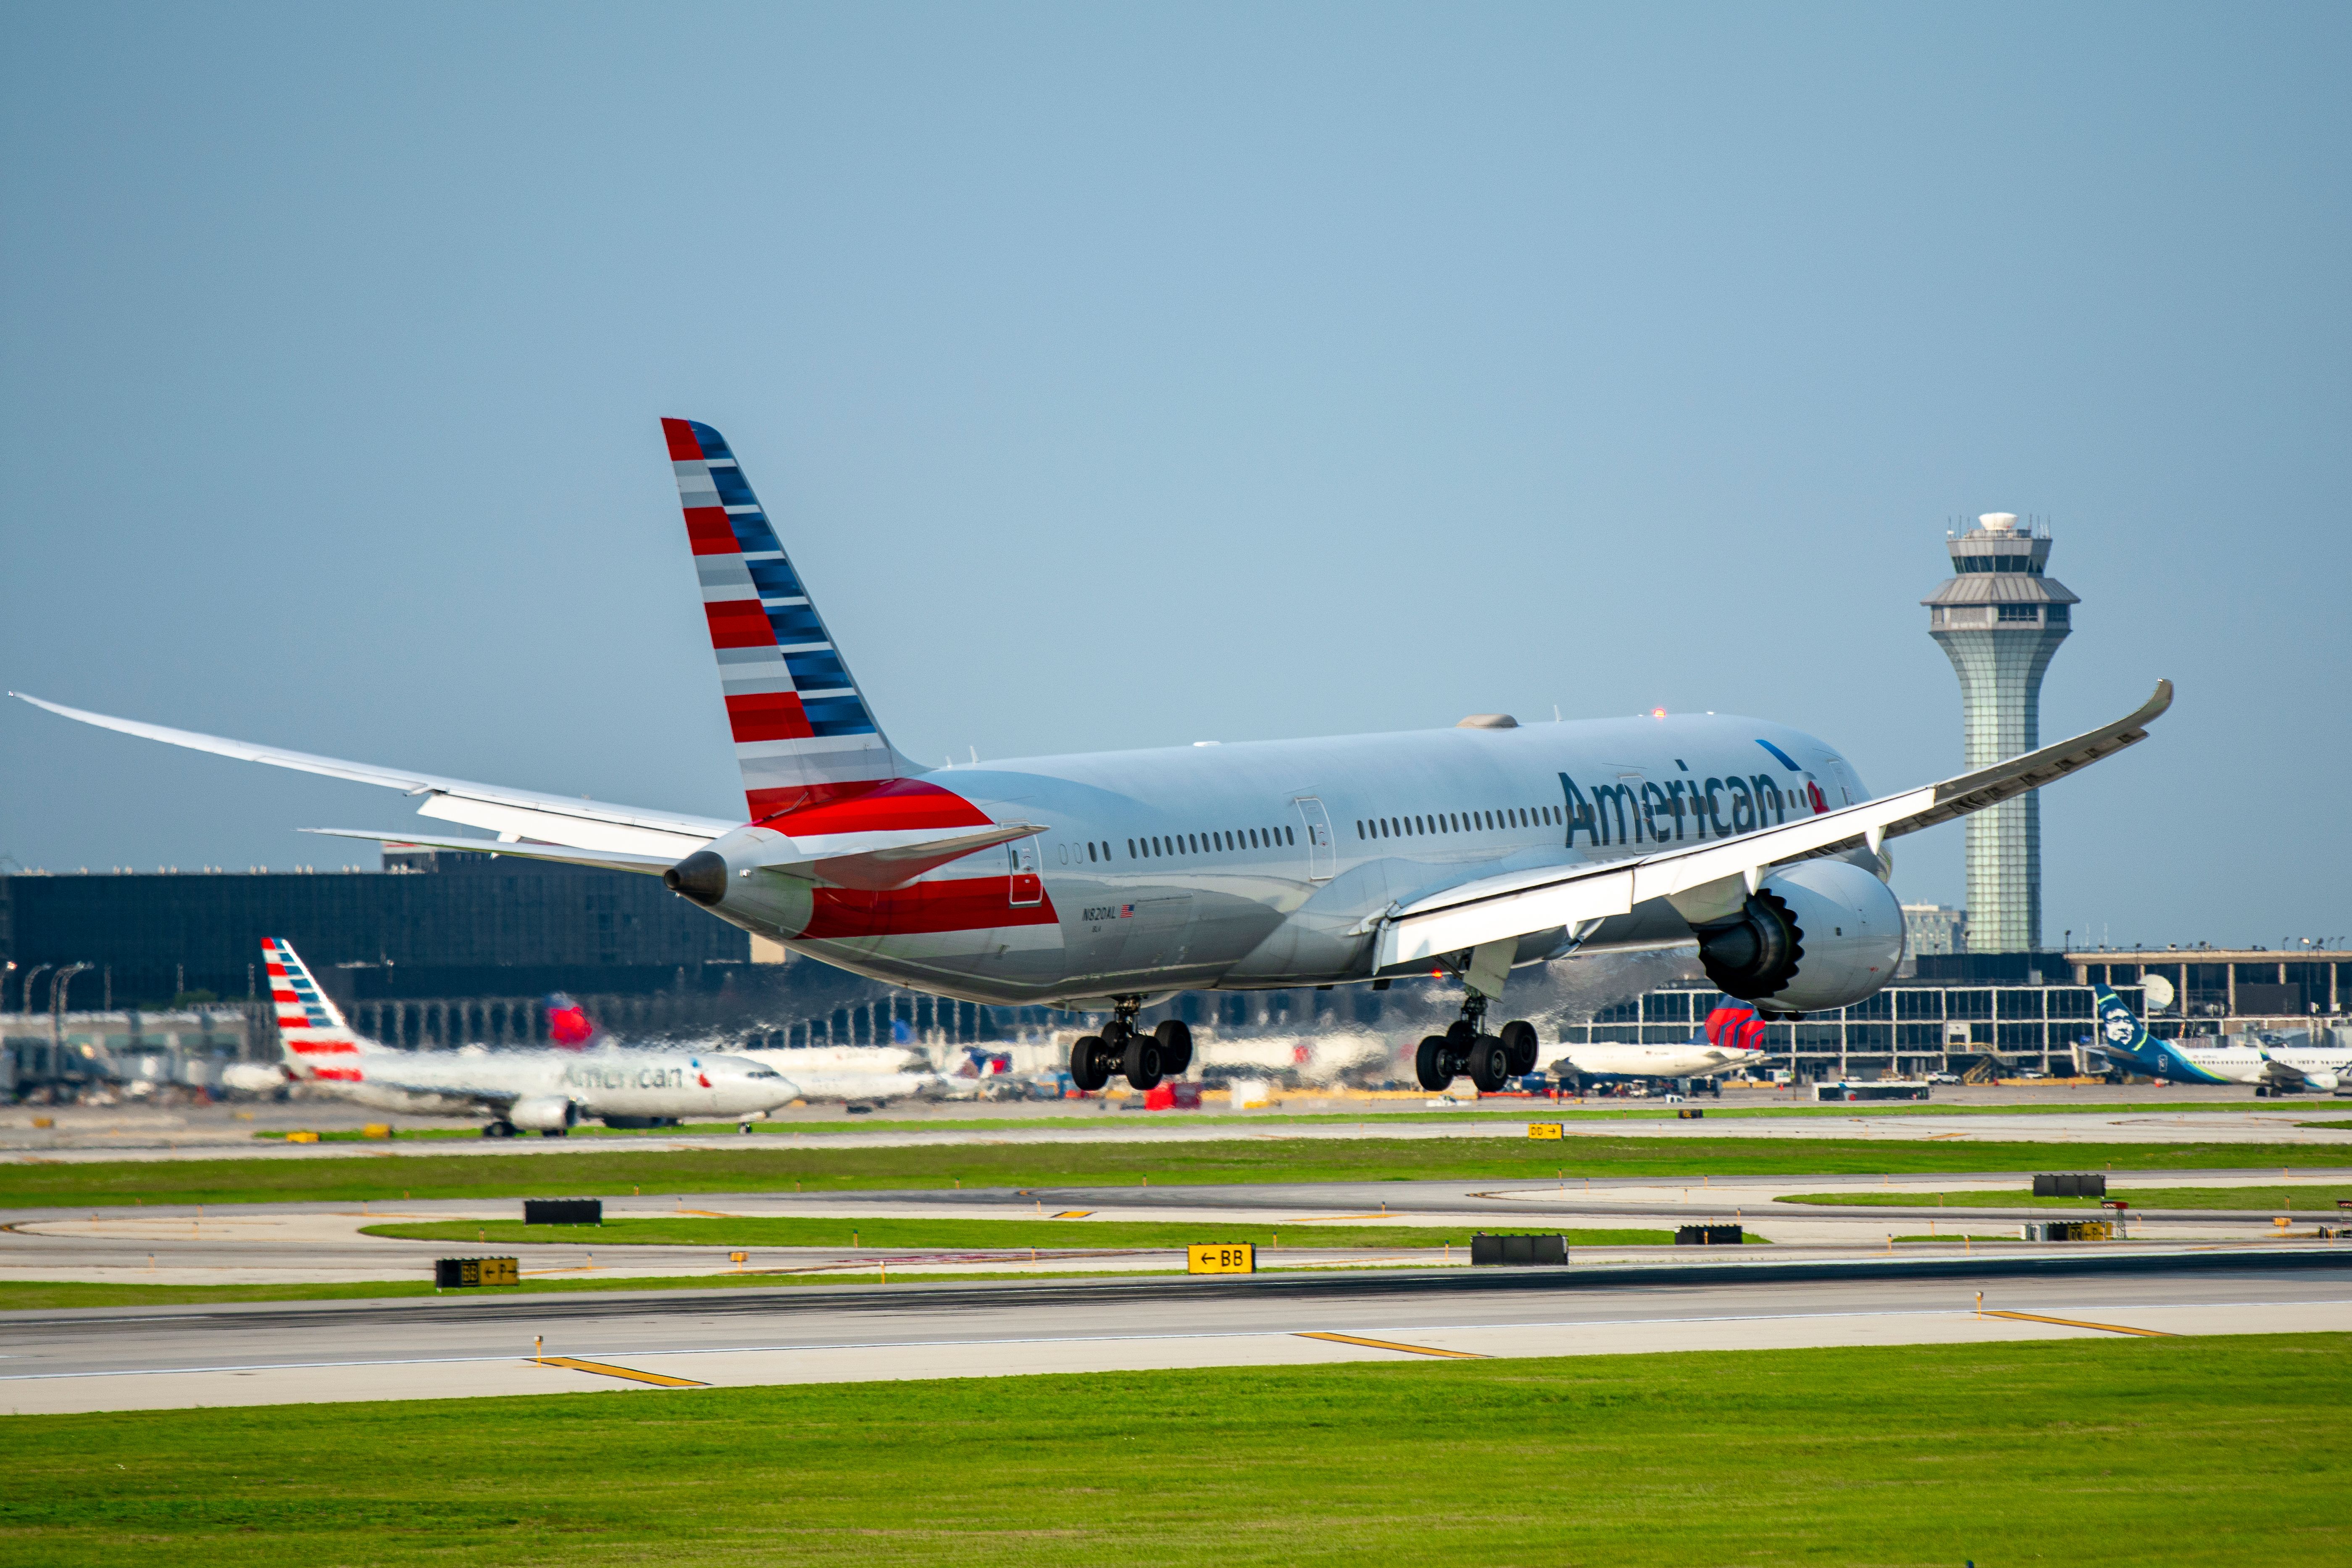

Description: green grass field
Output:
[1781,1184,2352,1210]
[4,1335,2344,1565]
[8,1135,2347,1209]
[360,1216,1684,1250]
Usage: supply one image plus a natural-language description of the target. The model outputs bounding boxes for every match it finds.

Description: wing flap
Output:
[1377,680,2171,968]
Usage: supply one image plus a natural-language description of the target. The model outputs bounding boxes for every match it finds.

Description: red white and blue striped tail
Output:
[663,418,909,823]
[261,937,375,1079]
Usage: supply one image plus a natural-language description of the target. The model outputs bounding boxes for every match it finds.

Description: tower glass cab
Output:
[1922,513,2078,952]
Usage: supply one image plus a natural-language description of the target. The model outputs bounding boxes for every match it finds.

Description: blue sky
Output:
[2,3,2345,948]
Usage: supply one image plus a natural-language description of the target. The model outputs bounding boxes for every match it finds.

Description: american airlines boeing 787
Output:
[16,419,2171,1097]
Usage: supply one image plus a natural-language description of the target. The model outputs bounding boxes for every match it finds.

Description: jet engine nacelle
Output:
[2305,1071,2340,1092]
[508,1095,579,1132]
[1692,858,1906,1016]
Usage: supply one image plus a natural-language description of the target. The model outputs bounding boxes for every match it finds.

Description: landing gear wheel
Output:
[1468,1037,1511,1094]
[1499,1020,1540,1077]
[483,1120,516,1139]
[1070,1035,1111,1093]
[1415,1036,1453,1091]
[1445,1018,1477,1048]
[539,1126,569,1138]
[1122,1034,1165,1092]
[1152,1019,1193,1076]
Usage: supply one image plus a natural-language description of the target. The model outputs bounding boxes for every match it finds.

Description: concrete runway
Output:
[4,1250,2345,1415]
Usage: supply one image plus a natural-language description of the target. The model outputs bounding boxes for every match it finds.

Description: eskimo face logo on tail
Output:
[2101,1003,2139,1048]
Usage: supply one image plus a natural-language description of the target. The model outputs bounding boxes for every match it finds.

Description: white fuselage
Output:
[731,1052,949,1102]
[708,713,1873,1007]
[1551,1041,1765,1081]
[318,1045,797,1122]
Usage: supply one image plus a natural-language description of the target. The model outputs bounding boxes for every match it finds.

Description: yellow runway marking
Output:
[1984,1310,2173,1338]
[1050,1210,1095,1219]
[1295,1332,1485,1359]
[534,1356,708,1387]
[671,1209,740,1218]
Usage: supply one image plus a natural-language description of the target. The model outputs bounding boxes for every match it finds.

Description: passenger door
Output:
[1008,839,1042,907]
[1294,797,1335,881]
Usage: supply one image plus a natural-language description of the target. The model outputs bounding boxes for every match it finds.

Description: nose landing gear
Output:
[1414,987,1540,1094]
[1070,997,1194,1093]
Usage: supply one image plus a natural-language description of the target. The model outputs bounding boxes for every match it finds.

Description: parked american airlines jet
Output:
[15,420,2172,1098]
[258,937,797,1135]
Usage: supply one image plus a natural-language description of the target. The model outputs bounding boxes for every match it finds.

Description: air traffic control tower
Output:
[1923,513,2078,952]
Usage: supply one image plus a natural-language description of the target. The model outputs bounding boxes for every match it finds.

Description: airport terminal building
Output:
[1564,950,2352,1081]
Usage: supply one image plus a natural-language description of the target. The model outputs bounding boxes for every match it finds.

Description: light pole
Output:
[50,962,93,1072]
[18,963,52,1020]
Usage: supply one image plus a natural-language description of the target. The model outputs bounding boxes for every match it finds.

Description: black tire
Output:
[1415,1035,1452,1091]
[1152,1019,1193,1076]
[1468,1037,1511,1093]
[1500,1019,1540,1076]
[484,1121,515,1139]
[1123,1033,1165,1092]
[1445,1018,1477,1047]
[1070,1035,1111,1092]
[540,1126,569,1138]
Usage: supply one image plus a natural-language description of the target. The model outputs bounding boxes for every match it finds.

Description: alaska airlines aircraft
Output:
[2094,985,2351,1092]
[16,420,2172,1098]
[258,937,797,1134]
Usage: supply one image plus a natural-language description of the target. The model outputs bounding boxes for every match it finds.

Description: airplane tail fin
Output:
[662,418,913,823]
[545,992,596,1049]
[2092,984,2156,1066]
[1705,1005,1766,1052]
[260,938,377,1080]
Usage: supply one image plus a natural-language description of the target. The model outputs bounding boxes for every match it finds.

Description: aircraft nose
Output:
[665,850,729,908]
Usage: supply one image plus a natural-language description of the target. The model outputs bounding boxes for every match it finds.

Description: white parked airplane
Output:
[1551,1004,1767,1087]
[257,937,797,1135]
[15,420,2172,1098]
[728,1042,956,1104]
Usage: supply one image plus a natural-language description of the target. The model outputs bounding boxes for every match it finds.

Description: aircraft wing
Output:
[1377,680,2172,969]
[13,692,734,859]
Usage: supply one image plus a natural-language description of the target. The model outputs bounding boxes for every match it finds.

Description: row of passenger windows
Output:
[1356,805,1558,841]
[1127,826,1294,860]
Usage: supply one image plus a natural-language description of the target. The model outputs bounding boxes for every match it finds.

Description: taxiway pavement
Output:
[4,1249,2344,1415]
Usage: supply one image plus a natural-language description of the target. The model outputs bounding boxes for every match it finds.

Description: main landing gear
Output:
[1070,997,1193,1092]
[1415,987,1540,1094]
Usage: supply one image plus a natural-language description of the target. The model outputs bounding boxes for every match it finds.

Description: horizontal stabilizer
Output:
[301,829,680,876]
[756,822,1047,891]
[13,692,732,858]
